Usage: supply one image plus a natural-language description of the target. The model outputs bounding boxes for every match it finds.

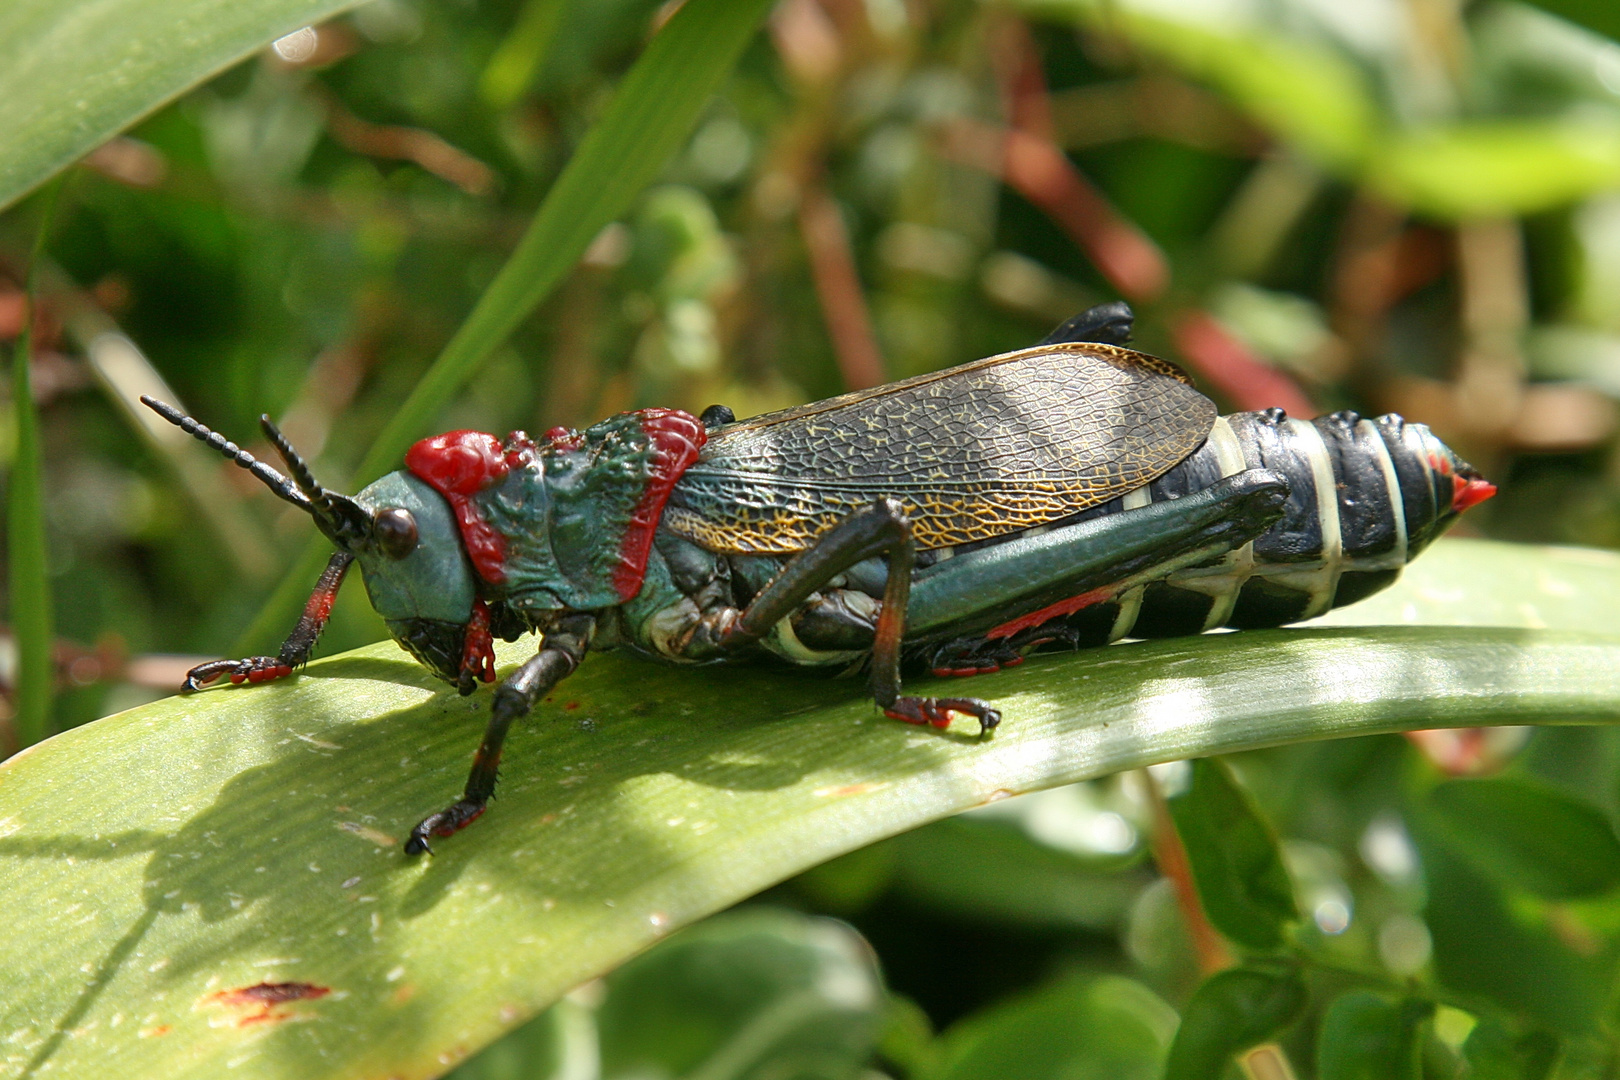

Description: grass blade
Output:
[235,0,773,654]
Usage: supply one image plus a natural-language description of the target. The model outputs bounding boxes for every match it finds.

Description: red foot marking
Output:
[432,804,486,837]
[885,708,955,729]
[240,665,294,685]
[612,409,706,601]
[986,585,1115,640]
[1452,476,1496,513]
[461,599,497,684]
[405,431,511,584]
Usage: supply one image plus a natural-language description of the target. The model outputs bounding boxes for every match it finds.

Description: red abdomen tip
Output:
[1452,476,1497,513]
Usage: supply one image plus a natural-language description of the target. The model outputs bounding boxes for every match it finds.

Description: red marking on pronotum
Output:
[986,585,1115,640]
[461,599,496,685]
[612,409,706,601]
[1452,476,1497,513]
[405,430,511,584]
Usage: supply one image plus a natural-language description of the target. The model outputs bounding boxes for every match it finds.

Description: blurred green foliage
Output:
[8,0,1620,1076]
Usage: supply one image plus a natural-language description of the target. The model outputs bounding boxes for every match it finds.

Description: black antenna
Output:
[140,396,312,512]
[260,414,335,516]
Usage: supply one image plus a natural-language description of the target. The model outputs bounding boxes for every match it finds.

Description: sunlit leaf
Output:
[4,541,1620,1077]
[0,0,361,212]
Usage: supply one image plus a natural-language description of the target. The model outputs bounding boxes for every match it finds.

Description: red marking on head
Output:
[460,599,496,685]
[987,586,1115,640]
[405,431,511,584]
[611,409,707,600]
[1452,475,1496,513]
[544,426,584,451]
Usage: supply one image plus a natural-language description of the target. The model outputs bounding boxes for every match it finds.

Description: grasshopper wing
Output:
[664,343,1216,554]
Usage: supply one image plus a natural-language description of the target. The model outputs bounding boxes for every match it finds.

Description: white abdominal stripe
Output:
[1102,409,1425,642]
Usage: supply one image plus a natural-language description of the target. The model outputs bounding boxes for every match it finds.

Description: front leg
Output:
[182,551,354,691]
[405,613,594,855]
[719,499,999,736]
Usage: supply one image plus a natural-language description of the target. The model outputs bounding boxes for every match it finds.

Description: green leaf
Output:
[0,0,361,212]
[594,908,884,1080]
[922,972,1176,1080]
[1169,759,1297,950]
[1414,822,1612,1034]
[452,907,884,1080]
[5,181,62,750]
[4,541,1620,1077]
[1427,777,1620,900]
[1315,990,1432,1080]
[237,0,774,655]
[1525,0,1620,41]
[1018,0,1620,215]
[1161,966,1307,1080]
[1462,1019,1559,1080]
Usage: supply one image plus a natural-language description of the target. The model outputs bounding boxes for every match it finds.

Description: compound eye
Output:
[374,507,419,560]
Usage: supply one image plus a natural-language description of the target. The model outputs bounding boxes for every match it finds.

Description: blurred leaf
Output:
[0,0,361,212]
[1462,1019,1560,1080]
[1369,121,1620,218]
[1427,777,1620,900]
[444,999,572,1080]
[5,542,1620,1076]
[922,972,1176,1080]
[1020,0,1376,166]
[240,0,773,655]
[1414,823,1612,1034]
[1020,0,1620,215]
[6,181,60,749]
[882,817,1144,930]
[1161,966,1307,1080]
[1315,990,1432,1080]
[595,908,884,1080]
[1169,759,1297,950]
[877,994,937,1077]
[1526,0,1620,41]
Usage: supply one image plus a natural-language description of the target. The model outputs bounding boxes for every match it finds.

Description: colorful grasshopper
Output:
[144,302,1494,854]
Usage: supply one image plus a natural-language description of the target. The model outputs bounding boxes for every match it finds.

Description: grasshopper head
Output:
[350,470,480,687]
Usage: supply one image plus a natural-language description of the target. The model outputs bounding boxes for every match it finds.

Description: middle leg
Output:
[719,499,1000,735]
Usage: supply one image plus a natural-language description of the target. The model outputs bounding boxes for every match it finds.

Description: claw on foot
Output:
[182,657,294,693]
[883,696,1001,736]
[404,799,487,855]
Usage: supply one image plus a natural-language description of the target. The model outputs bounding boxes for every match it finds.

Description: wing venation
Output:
[665,343,1216,553]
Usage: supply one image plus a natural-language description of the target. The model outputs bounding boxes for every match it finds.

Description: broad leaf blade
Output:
[4,541,1620,1078]
[921,972,1176,1080]
[1168,759,1297,950]
[1162,966,1307,1080]
[1315,990,1431,1080]
[0,0,360,212]
[1428,777,1620,900]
